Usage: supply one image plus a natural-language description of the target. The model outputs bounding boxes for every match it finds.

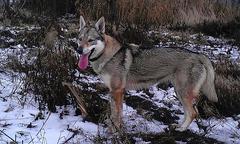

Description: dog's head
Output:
[76,16,106,70]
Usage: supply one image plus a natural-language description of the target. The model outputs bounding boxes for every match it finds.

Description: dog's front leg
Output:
[109,88,124,133]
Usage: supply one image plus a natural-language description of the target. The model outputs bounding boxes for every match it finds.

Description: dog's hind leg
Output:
[174,64,206,131]
[176,89,198,131]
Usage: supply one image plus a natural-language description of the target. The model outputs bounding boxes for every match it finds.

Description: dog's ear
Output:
[79,16,86,31]
[95,17,105,34]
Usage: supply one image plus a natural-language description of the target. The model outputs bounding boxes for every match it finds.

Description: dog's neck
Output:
[104,34,121,52]
[90,34,122,73]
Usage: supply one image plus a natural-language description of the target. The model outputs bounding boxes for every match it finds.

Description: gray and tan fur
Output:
[75,16,218,132]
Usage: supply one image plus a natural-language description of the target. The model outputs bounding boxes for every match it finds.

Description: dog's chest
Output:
[100,73,112,90]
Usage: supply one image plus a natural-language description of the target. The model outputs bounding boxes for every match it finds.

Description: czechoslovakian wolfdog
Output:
[75,16,218,132]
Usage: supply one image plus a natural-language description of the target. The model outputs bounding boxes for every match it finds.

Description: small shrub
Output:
[194,17,240,44]
[7,45,77,112]
[5,24,78,112]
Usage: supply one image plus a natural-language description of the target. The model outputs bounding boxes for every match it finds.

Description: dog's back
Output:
[121,47,200,88]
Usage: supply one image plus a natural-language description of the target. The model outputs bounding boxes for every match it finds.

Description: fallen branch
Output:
[62,82,88,118]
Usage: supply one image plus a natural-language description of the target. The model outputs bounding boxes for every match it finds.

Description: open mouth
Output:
[78,49,95,70]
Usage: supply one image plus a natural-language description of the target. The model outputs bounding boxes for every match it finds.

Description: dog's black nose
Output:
[69,40,83,54]
[76,47,83,54]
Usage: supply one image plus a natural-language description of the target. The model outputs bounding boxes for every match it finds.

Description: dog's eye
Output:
[88,39,95,43]
[96,37,102,40]
[79,37,82,41]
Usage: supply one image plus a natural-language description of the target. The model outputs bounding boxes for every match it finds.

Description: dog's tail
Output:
[200,55,218,102]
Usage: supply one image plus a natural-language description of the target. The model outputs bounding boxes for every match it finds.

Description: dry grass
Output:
[214,59,240,116]
[76,0,240,27]
[115,0,173,26]
[198,59,240,117]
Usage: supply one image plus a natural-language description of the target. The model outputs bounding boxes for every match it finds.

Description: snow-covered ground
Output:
[0,72,170,143]
[1,71,240,143]
[0,25,240,143]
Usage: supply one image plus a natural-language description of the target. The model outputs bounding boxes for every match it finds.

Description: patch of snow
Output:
[76,72,102,84]
[11,44,23,49]
[171,35,181,39]
[207,36,216,41]
[133,137,151,144]
[123,104,167,134]
[200,118,240,144]
[9,30,17,35]
[230,48,240,62]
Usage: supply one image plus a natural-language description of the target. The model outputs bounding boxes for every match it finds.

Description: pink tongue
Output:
[78,54,89,70]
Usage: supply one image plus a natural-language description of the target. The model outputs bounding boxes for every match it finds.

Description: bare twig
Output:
[62,128,81,143]
[28,112,51,144]
[0,129,17,144]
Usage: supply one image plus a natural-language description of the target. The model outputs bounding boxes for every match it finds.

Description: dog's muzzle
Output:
[75,47,83,54]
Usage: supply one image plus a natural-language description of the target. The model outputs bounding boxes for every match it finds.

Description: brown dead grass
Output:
[76,0,240,27]
[199,59,240,117]
[214,59,240,116]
